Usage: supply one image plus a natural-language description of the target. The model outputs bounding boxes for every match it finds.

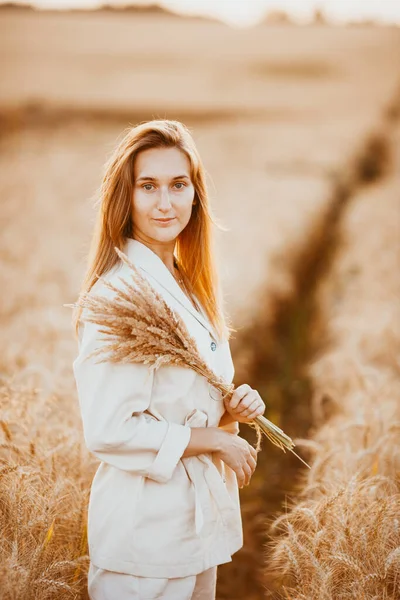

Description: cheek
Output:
[132,194,150,219]
[178,191,195,222]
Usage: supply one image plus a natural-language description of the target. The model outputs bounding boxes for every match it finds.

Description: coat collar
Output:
[123,237,217,340]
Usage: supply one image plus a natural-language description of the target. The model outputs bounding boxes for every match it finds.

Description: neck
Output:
[131,233,176,273]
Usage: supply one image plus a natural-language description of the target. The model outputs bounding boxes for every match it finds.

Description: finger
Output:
[247,454,257,470]
[228,390,247,409]
[232,391,257,414]
[247,455,257,474]
[236,396,257,415]
[248,445,258,460]
[237,469,245,488]
[235,383,252,395]
[229,384,251,409]
[242,464,252,485]
[246,406,265,420]
[237,397,260,416]
[228,391,246,410]
[244,396,265,417]
[247,451,257,466]
[240,449,256,477]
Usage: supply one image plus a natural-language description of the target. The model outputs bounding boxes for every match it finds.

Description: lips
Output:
[154,218,175,222]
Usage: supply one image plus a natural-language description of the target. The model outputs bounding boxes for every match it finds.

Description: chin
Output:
[148,227,181,242]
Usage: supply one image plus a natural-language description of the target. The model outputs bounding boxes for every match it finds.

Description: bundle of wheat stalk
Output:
[65,247,310,467]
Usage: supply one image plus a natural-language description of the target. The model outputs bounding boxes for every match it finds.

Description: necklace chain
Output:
[171,260,199,311]
[172,259,183,284]
[175,274,184,285]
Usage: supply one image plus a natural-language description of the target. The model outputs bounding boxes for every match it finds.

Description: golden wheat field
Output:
[0,5,399,599]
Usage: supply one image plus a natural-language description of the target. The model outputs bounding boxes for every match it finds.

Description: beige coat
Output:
[73,237,243,578]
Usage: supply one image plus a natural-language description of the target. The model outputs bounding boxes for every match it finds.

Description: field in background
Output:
[268,109,400,600]
[0,7,399,599]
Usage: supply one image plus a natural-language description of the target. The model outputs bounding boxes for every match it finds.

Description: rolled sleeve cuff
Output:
[145,422,192,483]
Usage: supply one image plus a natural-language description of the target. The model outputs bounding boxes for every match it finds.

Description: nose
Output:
[157,188,172,213]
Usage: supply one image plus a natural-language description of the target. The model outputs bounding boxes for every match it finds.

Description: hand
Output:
[214,431,257,488]
[224,384,266,424]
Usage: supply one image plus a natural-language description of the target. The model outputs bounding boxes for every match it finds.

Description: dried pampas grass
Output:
[65,247,310,467]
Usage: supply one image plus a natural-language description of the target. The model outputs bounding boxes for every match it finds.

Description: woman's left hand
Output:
[224,384,266,424]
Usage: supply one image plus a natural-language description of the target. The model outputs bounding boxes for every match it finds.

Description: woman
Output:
[72,119,265,600]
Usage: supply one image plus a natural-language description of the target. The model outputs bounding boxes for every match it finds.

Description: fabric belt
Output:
[181,409,237,536]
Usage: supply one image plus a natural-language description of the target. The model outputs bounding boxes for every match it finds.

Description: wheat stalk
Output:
[65,247,310,467]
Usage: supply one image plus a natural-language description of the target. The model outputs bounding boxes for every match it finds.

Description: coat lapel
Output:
[123,238,217,340]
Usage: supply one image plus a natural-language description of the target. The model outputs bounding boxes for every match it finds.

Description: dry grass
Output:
[0,378,95,599]
[73,247,308,457]
[0,11,399,599]
[266,121,400,599]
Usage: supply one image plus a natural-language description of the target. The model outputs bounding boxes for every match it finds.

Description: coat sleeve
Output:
[73,299,192,484]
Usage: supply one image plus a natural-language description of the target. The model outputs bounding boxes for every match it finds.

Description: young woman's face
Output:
[132,146,196,245]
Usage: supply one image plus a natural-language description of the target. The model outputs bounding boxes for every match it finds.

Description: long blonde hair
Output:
[72,119,234,343]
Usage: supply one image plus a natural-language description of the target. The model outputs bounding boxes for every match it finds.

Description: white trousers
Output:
[87,562,218,600]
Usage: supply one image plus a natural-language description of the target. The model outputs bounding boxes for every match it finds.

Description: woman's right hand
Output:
[214,432,257,488]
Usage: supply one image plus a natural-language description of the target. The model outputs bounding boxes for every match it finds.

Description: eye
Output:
[174,182,186,189]
[142,184,154,191]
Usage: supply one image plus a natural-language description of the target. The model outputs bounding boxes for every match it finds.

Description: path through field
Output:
[0,9,399,599]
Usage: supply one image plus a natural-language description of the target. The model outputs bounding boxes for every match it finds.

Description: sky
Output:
[5,0,400,27]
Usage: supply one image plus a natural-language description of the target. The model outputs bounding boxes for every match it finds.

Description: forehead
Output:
[134,147,190,178]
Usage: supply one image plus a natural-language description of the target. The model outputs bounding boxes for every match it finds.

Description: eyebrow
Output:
[136,175,190,182]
